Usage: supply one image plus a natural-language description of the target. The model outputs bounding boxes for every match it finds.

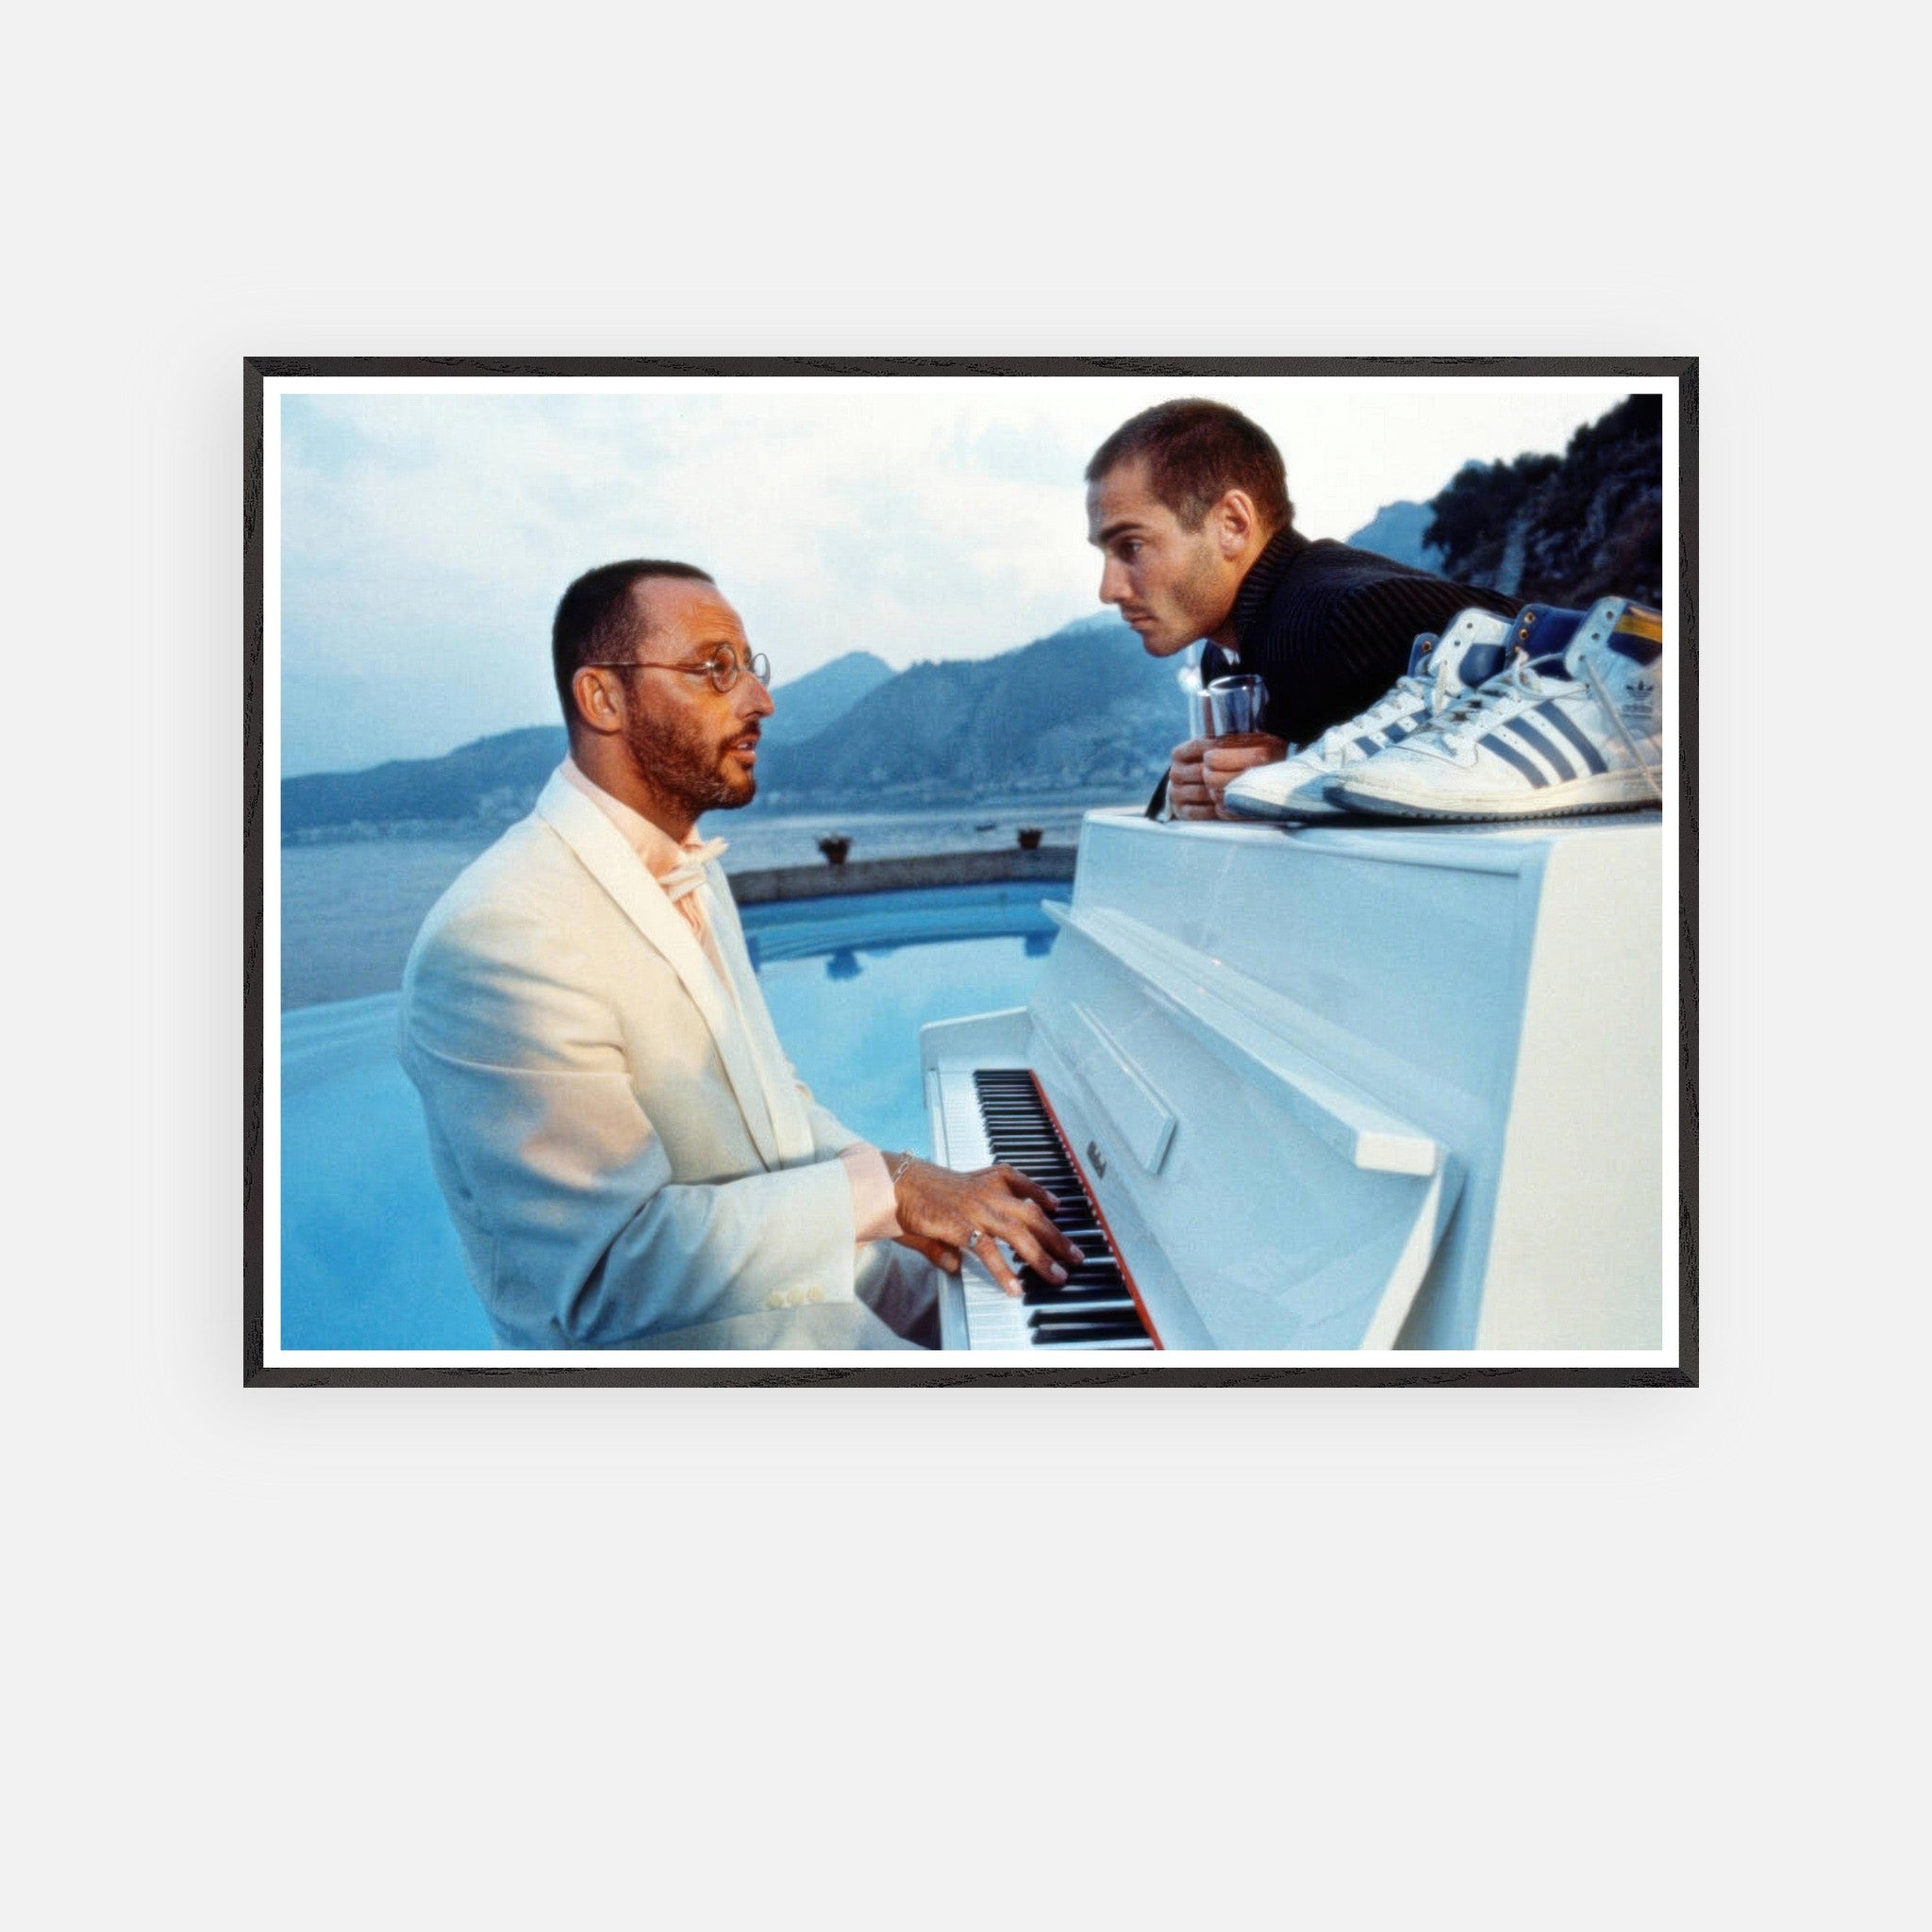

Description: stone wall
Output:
[727,844,1078,905]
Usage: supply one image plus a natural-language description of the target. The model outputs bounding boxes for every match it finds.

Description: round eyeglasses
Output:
[585,647,771,694]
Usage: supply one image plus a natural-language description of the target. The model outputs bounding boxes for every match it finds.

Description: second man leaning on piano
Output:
[1084,399,1520,817]
[398,559,1082,1351]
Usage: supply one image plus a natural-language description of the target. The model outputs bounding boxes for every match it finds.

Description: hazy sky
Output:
[275,375,1641,773]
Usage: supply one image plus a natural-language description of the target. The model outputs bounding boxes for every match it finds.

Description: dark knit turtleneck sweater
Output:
[1200,527,1521,751]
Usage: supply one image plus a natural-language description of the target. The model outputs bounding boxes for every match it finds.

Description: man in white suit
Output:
[400,559,1078,1349]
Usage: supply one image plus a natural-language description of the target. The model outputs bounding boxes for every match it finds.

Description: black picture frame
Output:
[246,355,1697,1388]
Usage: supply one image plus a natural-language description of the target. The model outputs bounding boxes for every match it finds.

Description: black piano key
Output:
[1028,1322,1152,1347]
[1028,1296,1140,1323]
[1019,1272,1123,1300]
[1028,1305,1140,1327]
[1028,1304,1147,1333]
[1024,1257,1120,1281]
[1035,1243,1111,1267]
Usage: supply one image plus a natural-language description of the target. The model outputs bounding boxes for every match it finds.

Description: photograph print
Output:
[247,358,1693,1385]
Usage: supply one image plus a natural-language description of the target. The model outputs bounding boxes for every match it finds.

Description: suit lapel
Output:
[534,771,784,1171]
[704,871,817,1165]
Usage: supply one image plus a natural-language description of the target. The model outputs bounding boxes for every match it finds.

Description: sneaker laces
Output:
[1305,658,1450,769]
[1419,654,1546,755]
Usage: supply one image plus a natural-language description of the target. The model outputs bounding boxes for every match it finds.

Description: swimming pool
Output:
[276,883,1066,1350]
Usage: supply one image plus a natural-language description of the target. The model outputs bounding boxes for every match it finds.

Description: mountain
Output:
[1345,500,1445,572]
[1423,394,1664,607]
[748,612,1174,810]
[282,724,568,836]
[758,649,893,744]
[284,649,896,836]
[282,612,1174,837]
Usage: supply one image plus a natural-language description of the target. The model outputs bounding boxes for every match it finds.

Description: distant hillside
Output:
[1346,500,1444,572]
[759,649,893,744]
[286,650,894,838]
[1424,394,1663,607]
[283,724,567,836]
[283,613,1171,839]
[751,611,1171,810]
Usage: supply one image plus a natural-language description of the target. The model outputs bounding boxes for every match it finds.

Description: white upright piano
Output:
[922,808,1664,1353]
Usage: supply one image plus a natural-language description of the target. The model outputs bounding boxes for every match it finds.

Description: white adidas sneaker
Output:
[1328,599,1664,822]
[1221,608,1519,823]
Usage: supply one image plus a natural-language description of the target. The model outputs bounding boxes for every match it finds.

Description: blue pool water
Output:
[277,884,1065,1349]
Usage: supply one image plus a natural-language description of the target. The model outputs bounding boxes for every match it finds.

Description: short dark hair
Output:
[551,558,715,731]
[1086,399,1293,533]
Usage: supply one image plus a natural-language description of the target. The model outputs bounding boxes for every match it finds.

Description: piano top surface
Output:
[1075,802,1662,858]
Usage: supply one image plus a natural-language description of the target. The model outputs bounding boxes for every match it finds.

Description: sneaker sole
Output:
[1222,791,1348,823]
[1330,772,1661,821]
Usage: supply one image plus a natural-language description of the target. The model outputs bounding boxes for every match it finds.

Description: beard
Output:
[1163,541,1233,651]
[622,703,756,819]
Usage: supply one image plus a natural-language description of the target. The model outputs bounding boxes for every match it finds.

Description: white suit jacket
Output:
[398,768,928,1349]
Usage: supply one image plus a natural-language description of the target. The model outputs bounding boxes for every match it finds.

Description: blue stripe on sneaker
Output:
[1354,735,1380,757]
[1536,698,1609,774]
[1485,735,1549,787]
[1502,717,1577,782]
[1383,723,1413,746]
[1457,643,1509,688]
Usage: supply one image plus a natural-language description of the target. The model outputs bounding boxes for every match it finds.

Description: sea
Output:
[278,795,1131,1008]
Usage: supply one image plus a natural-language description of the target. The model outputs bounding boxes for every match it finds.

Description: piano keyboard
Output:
[939,1069,1157,1351]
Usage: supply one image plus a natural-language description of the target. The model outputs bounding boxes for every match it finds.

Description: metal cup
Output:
[1205,674,1266,738]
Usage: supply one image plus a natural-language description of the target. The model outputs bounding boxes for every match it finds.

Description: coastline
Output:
[279,813,1101,1009]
